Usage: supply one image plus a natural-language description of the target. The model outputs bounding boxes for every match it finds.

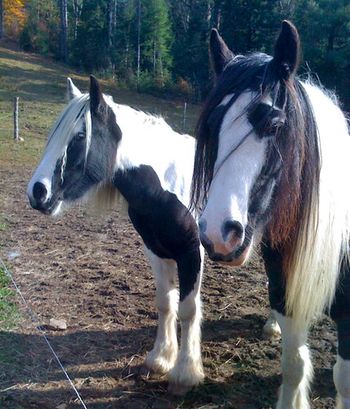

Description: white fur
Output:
[199,92,267,256]
[113,103,195,207]
[168,246,205,393]
[143,249,179,374]
[285,82,350,329]
[275,311,313,409]
[334,356,350,409]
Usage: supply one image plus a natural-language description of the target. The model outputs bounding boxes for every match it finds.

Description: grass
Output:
[0,266,19,330]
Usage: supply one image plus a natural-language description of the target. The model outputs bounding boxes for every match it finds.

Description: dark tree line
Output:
[18,0,350,107]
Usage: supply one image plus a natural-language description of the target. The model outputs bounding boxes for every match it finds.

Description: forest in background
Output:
[1,0,350,108]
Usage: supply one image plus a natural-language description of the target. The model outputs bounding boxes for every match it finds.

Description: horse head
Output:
[27,76,121,215]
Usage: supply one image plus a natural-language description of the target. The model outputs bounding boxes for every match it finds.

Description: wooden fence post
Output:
[14,97,19,141]
[182,102,187,133]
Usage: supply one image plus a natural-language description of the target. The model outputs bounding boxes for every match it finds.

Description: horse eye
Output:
[76,131,86,140]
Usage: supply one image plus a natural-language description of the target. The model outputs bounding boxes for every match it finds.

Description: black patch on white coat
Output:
[113,165,201,301]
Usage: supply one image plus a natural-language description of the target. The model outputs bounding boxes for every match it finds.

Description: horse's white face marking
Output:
[199,92,268,264]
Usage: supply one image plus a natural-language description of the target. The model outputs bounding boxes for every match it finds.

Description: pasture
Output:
[0,39,338,408]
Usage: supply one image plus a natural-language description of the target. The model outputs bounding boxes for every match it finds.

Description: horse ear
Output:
[210,28,234,76]
[273,20,300,80]
[66,77,82,100]
[89,75,105,115]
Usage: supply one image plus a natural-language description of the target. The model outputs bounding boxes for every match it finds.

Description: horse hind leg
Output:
[143,249,178,375]
[167,247,204,395]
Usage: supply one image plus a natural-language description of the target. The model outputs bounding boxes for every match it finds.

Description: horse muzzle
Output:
[199,217,252,265]
[27,180,61,215]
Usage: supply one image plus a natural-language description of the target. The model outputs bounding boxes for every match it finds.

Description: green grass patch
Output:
[0,266,20,330]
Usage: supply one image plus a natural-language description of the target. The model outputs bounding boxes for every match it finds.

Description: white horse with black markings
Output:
[191,21,350,408]
[27,76,204,394]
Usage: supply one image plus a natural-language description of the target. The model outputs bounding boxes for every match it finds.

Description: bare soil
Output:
[0,156,339,409]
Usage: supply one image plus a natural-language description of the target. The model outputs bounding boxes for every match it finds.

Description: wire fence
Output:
[0,256,88,409]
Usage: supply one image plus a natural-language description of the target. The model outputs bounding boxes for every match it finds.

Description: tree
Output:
[59,0,68,62]
[0,0,3,38]
[73,0,110,70]
[139,0,173,82]
[3,0,26,38]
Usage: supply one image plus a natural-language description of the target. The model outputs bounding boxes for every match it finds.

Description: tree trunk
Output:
[0,0,3,39]
[59,0,68,62]
[137,0,141,87]
[72,0,83,41]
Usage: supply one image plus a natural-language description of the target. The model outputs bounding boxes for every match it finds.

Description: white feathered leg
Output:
[275,311,313,409]
[168,247,204,394]
[143,249,178,374]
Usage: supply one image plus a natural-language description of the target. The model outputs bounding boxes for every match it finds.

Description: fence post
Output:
[182,102,187,133]
[14,97,19,141]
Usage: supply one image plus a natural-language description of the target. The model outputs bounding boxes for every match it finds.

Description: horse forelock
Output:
[46,95,91,161]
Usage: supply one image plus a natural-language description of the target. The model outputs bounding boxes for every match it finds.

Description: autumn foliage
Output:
[4,0,26,38]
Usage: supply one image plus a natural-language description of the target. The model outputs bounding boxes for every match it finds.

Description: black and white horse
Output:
[27,76,204,394]
[192,21,350,408]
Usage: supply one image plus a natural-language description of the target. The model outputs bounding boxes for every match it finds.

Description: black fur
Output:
[261,242,286,315]
[331,261,350,359]
[114,165,201,300]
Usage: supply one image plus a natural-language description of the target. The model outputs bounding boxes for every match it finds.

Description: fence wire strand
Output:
[0,256,88,409]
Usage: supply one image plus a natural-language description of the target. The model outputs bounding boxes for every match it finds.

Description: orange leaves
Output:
[4,0,26,38]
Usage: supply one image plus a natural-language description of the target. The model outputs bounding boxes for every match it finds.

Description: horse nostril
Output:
[33,182,48,205]
[222,220,244,241]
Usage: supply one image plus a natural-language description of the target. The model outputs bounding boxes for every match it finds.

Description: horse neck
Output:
[113,103,188,174]
[109,103,196,207]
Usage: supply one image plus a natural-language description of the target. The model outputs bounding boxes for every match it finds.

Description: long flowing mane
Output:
[192,52,350,328]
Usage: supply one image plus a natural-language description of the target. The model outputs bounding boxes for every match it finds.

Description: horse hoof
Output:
[263,319,281,341]
[168,382,192,396]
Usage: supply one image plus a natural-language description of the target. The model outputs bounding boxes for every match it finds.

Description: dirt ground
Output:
[0,161,338,408]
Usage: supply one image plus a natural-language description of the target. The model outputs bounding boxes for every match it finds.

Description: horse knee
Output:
[156,288,178,314]
[178,292,201,321]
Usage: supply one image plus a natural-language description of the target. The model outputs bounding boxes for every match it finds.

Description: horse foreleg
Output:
[262,244,311,409]
[167,247,204,395]
[331,264,350,409]
[275,311,312,409]
[143,249,178,374]
[334,354,350,409]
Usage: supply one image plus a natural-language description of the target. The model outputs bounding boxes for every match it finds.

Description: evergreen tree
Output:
[139,0,172,83]
[73,0,109,70]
